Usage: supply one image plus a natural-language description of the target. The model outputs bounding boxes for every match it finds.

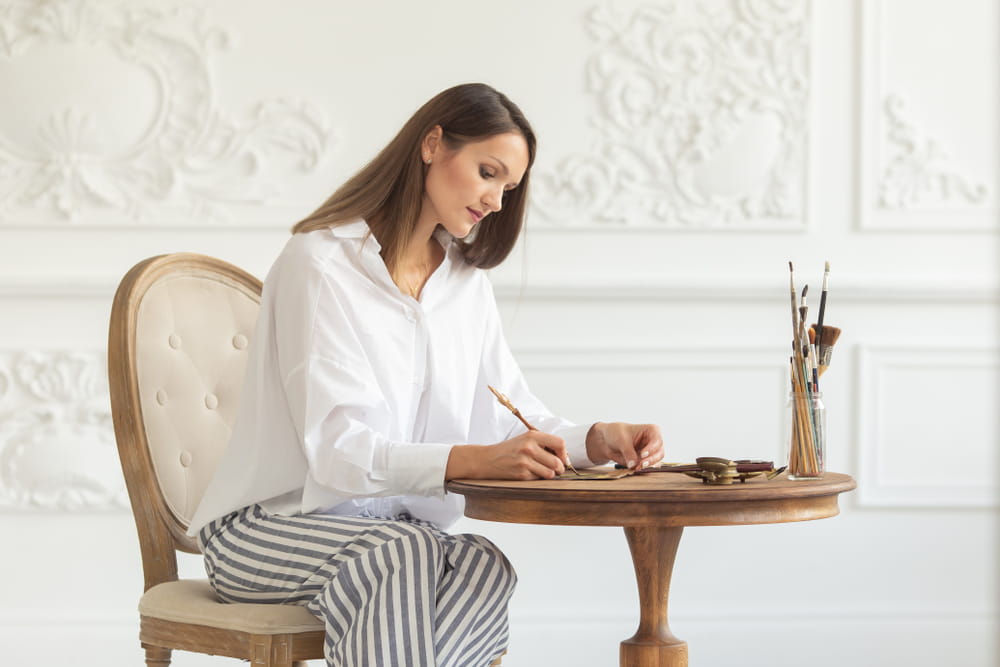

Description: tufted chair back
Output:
[110,253,261,559]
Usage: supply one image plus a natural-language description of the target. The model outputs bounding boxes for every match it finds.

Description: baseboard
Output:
[4,609,995,667]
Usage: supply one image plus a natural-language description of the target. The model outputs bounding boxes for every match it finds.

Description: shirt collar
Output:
[328,220,457,255]
[328,219,373,241]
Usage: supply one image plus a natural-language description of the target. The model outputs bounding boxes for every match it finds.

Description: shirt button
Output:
[204,393,218,410]
[168,333,182,349]
[179,451,193,467]
[405,311,416,323]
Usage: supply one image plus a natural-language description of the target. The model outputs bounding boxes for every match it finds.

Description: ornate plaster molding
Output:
[878,94,989,210]
[532,0,810,228]
[0,351,126,511]
[0,1,331,224]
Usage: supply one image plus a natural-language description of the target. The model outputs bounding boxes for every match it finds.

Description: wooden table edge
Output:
[448,472,856,528]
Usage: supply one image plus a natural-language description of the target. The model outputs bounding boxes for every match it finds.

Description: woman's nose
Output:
[483,188,503,213]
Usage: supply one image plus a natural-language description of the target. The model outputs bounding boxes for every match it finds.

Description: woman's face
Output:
[420,130,530,239]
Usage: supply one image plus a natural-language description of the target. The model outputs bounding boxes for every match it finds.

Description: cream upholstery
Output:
[135,274,259,524]
[140,580,322,634]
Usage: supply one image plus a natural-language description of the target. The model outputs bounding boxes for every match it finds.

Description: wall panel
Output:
[858,0,998,230]
[0,1,996,665]
[857,345,999,507]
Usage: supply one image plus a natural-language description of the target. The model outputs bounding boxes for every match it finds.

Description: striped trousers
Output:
[198,505,516,667]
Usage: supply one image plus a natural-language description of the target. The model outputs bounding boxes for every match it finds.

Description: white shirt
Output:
[188,221,592,534]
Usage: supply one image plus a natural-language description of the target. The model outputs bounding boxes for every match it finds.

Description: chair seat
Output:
[139,579,324,634]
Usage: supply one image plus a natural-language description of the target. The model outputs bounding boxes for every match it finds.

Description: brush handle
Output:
[788,263,800,348]
[816,292,828,359]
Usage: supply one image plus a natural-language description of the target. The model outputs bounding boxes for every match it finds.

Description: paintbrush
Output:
[788,263,810,399]
[788,262,803,372]
[809,325,842,375]
[808,342,819,391]
[787,267,818,475]
[799,285,809,355]
[799,285,813,385]
[788,262,799,338]
[487,385,581,476]
[816,261,830,362]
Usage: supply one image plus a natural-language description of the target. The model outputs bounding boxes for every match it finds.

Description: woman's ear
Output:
[421,125,443,164]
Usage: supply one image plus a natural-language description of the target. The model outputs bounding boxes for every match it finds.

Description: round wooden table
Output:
[447,470,856,667]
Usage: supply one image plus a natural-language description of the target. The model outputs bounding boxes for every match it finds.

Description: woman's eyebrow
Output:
[489,156,510,175]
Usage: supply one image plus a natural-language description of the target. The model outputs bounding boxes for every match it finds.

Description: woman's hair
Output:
[291,83,536,271]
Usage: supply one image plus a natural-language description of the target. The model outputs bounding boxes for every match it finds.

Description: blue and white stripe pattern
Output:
[199,505,515,666]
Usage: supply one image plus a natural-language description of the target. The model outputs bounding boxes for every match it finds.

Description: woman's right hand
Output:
[445,432,569,481]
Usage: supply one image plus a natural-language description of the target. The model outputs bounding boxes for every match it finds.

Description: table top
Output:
[448,470,856,528]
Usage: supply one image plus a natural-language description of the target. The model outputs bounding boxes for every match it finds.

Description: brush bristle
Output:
[811,324,841,346]
[824,260,830,272]
[807,327,816,344]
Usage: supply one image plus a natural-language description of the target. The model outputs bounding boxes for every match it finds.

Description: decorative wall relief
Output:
[0,1,331,225]
[532,0,810,228]
[878,94,989,210]
[0,351,125,510]
[859,0,997,230]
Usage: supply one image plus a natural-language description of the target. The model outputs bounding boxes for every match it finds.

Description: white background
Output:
[0,1,996,665]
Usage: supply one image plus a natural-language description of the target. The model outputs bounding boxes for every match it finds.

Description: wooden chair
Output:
[108,253,325,666]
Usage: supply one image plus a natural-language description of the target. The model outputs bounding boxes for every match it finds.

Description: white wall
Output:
[0,1,996,665]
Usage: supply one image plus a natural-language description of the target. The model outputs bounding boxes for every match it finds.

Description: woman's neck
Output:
[392,219,445,299]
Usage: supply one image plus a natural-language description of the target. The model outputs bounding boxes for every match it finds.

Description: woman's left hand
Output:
[585,422,665,470]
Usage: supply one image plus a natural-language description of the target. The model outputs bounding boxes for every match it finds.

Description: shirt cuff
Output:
[386,442,454,498]
[553,423,594,467]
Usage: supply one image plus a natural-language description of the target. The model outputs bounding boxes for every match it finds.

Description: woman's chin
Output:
[448,222,477,240]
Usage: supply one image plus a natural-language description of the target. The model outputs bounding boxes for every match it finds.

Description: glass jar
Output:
[784,391,825,480]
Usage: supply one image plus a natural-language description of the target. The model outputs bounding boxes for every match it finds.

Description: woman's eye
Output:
[480,166,495,179]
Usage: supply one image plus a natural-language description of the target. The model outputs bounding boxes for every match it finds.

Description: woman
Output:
[188,83,664,667]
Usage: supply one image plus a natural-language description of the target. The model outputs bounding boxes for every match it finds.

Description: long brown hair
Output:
[291,83,536,271]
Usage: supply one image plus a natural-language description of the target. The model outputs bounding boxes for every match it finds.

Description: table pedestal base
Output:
[620,641,688,667]
[621,526,688,667]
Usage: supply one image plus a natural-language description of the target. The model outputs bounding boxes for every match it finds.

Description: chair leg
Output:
[142,645,171,667]
[490,651,505,666]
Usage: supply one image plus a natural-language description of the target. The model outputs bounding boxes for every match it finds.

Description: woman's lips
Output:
[467,207,483,222]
